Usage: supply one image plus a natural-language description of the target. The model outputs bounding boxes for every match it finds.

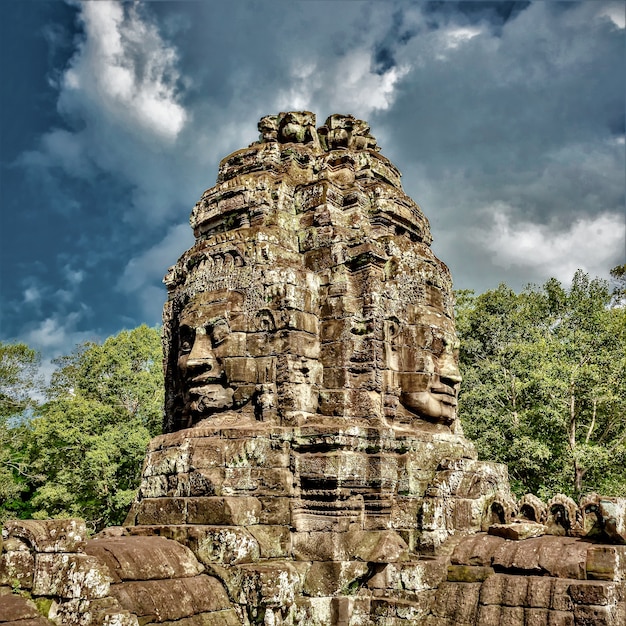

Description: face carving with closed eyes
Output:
[176,290,245,424]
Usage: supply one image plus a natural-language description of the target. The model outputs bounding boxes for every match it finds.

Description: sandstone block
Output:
[527,576,554,608]
[431,581,480,623]
[0,594,40,622]
[488,522,547,541]
[238,562,301,607]
[135,498,187,525]
[446,564,494,583]
[568,581,620,606]
[192,527,260,566]
[2,520,86,554]
[347,530,409,563]
[157,609,242,626]
[491,536,587,579]
[84,536,203,582]
[573,603,623,626]
[257,496,291,525]
[586,545,626,581]
[303,561,369,596]
[49,597,139,626]
[450,533,504,567]
[247,525,290,558]
[547,611,575,626]
[110,575,230,622]
[0,550,34,589]
[291,531,350,562]
[186,496,262,525]
[32,553,111,599]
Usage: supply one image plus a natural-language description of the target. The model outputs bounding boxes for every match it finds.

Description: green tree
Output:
[27,325,163,530]
[457,271,626,500]
[0,342,41,521]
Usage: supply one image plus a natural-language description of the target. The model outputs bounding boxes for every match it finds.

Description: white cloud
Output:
[63,1,187,140]
[23,310,91,352]
[23,287,41,305]
[443,26,483,49]
[19,1,192,222]
[479,206,625,283]
[598,2,625,29]
[276,48,410,121]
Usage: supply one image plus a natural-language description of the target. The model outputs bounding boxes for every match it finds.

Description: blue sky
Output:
[1,1,624,373]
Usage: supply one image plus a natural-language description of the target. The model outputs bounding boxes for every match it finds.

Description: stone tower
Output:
[2,113,623,626]
[124,112,514,623]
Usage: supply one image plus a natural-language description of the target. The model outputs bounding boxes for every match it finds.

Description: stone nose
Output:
[186,331,222,376]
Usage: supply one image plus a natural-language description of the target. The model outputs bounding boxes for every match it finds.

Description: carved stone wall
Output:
[2,113,624,625]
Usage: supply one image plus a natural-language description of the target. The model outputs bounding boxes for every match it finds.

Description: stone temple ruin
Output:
[2,112,625,625]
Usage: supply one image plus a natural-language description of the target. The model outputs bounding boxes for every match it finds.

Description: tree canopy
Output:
[456,270,626,500]
[0,325,163,529]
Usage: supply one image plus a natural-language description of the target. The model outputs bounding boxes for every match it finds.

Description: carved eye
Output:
[255,310,276,332]
[431,336,444,356]
[179,326,194,354]
[209,319,230,346]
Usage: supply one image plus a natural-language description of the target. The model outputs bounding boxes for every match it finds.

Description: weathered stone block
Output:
[49,597,139,626]
[573,603,622,626]
[0,594,41,622]
[450,532,504,567]
[247,525,290,558]
[186,496,261,525]
[431,581,480,623]
[446,564,494,583]
[491,536,587,579]
[157,609,242,626]
[551,579,574,611]
[135,498,187,525]
[303,561,369,596]
[192,527,260,566]
[568,581,620,606]
[547,610,575,626]
[524,607,550,626]
[84,536,203,582]
[2,520,86,554]
[586,545,626,581]
[0,550,34,589]
[33,553,111,599]
[257,496,291,525]
[238,562,301,607]
[348,530,409,563]
[527,576,554,608]
[488,522,547,541]
[110,575,230,622]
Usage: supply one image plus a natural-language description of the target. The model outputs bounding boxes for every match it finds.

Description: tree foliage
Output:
[1,325,163,530]
[457,270,626,500]
[0,342,42,521]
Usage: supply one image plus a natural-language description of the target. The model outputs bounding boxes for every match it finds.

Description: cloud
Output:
[276,49,410,121]
[117,222,194,320]
[62,1,187,141]
[19,1,192,222]
[479,207,625,284]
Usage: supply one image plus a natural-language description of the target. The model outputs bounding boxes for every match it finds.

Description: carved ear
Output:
[385,317,401,342]
[255,309,276,332]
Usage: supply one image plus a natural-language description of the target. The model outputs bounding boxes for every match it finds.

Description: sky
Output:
[0,0,624,373]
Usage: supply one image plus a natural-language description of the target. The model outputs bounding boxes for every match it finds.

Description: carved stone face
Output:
[175,290,247,422]
[396,327,461,425]
[163,112,462,432]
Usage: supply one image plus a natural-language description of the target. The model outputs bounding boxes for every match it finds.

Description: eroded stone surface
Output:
[4,112,626,625]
